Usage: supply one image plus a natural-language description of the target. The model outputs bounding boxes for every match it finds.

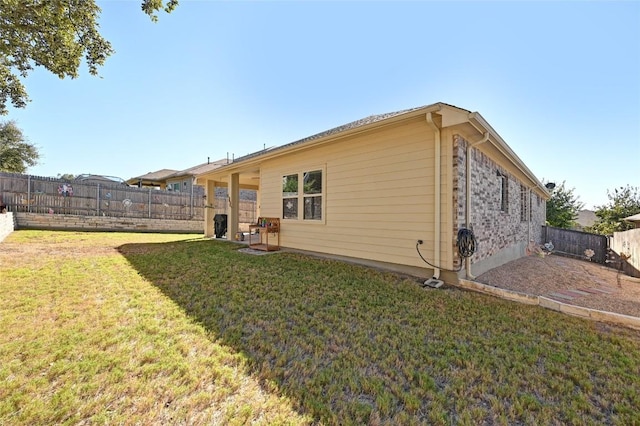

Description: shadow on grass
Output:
[119,239,640,425]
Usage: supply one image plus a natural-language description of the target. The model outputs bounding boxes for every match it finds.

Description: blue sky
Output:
[6,0,640,209]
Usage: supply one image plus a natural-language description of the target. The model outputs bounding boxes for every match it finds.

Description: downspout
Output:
[528,186,532,244]
[465,132,490,279]
[190,177,195,218]
[426,113,441,280]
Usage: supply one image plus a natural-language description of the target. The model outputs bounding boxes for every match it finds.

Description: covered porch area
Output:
[196,164,261,240]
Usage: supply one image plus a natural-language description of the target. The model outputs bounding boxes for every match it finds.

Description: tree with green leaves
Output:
[546,181,584,229]
[0,120,39,173]
[57,173,76,181]
[0,0,178,115]
[586,185,640,235]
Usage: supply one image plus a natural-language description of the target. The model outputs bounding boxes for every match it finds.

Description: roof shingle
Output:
[232,106,427,164]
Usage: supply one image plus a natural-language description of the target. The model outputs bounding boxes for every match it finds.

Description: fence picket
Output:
[542,225,608,264]
[1,172,256,223]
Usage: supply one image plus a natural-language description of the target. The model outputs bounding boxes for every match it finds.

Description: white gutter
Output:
[465,132,489,279]
[426,112,441,279]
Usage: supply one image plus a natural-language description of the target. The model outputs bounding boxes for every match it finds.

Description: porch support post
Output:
[204,179,216,237]
[255,187,261,223]
[228,173,240,240]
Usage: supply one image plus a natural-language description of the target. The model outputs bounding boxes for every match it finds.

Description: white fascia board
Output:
[468,112,550,198]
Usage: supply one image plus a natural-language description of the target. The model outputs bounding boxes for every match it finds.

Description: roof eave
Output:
[197,103,446,181]
[197,103,549,200]
[468,112,550,198]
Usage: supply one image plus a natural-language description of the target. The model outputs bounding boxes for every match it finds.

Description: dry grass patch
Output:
[120,236,640,425]
[1,230,640,425]
[0,231,309,425]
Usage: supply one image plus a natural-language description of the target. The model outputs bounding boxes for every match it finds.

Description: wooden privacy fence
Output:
[611,228,640,278]
[0,173,256,223]
[542,225,608,264]
[212,198,257,224]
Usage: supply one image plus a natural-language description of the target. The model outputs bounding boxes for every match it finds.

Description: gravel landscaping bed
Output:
[476,254,640,318]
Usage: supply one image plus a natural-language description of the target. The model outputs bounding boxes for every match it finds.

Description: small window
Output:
[283,198,298,219]
[282,169,324,221]
[520,185,529,222]
[303,170,322,220]
[499,173,508,212]
[282,174,298,219]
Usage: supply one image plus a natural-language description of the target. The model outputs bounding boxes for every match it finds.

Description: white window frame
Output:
[167,182,181,192]
[281,165,326,224]
[282,174,299,220]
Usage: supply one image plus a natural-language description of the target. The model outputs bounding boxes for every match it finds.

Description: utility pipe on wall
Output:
[465,132,489,279]
[528,186,532,244]
[27,175,31,213]
[426,112,441,280]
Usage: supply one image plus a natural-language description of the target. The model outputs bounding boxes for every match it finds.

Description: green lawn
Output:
[1,230,639,425]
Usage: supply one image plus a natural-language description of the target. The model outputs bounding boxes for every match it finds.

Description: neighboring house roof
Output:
[126,169,178,186]
[196,102,549,197]
[74,174,127,185]
[623,213,640,223]
[127,159,230,187]
[164,158,229,180]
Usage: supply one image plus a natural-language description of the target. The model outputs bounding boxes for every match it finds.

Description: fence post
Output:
[27,174,31,213]
[148,188,152,219]
[96,184,100,216]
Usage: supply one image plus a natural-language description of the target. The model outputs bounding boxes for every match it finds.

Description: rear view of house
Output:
[196,102,549,283]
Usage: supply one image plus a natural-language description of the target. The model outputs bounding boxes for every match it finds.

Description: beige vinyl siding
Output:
[259,117,453,270]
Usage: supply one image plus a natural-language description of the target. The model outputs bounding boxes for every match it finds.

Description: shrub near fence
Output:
[0,173,256,223]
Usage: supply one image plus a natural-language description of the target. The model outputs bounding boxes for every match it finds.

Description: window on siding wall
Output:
[303,170,322,220]
[282,174,298,219]
[499,173,508,212]
[282,169,324,221]
[520,185,529,222]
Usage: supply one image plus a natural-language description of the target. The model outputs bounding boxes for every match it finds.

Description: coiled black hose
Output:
[456,228,477,259]
[416,227,477,272]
